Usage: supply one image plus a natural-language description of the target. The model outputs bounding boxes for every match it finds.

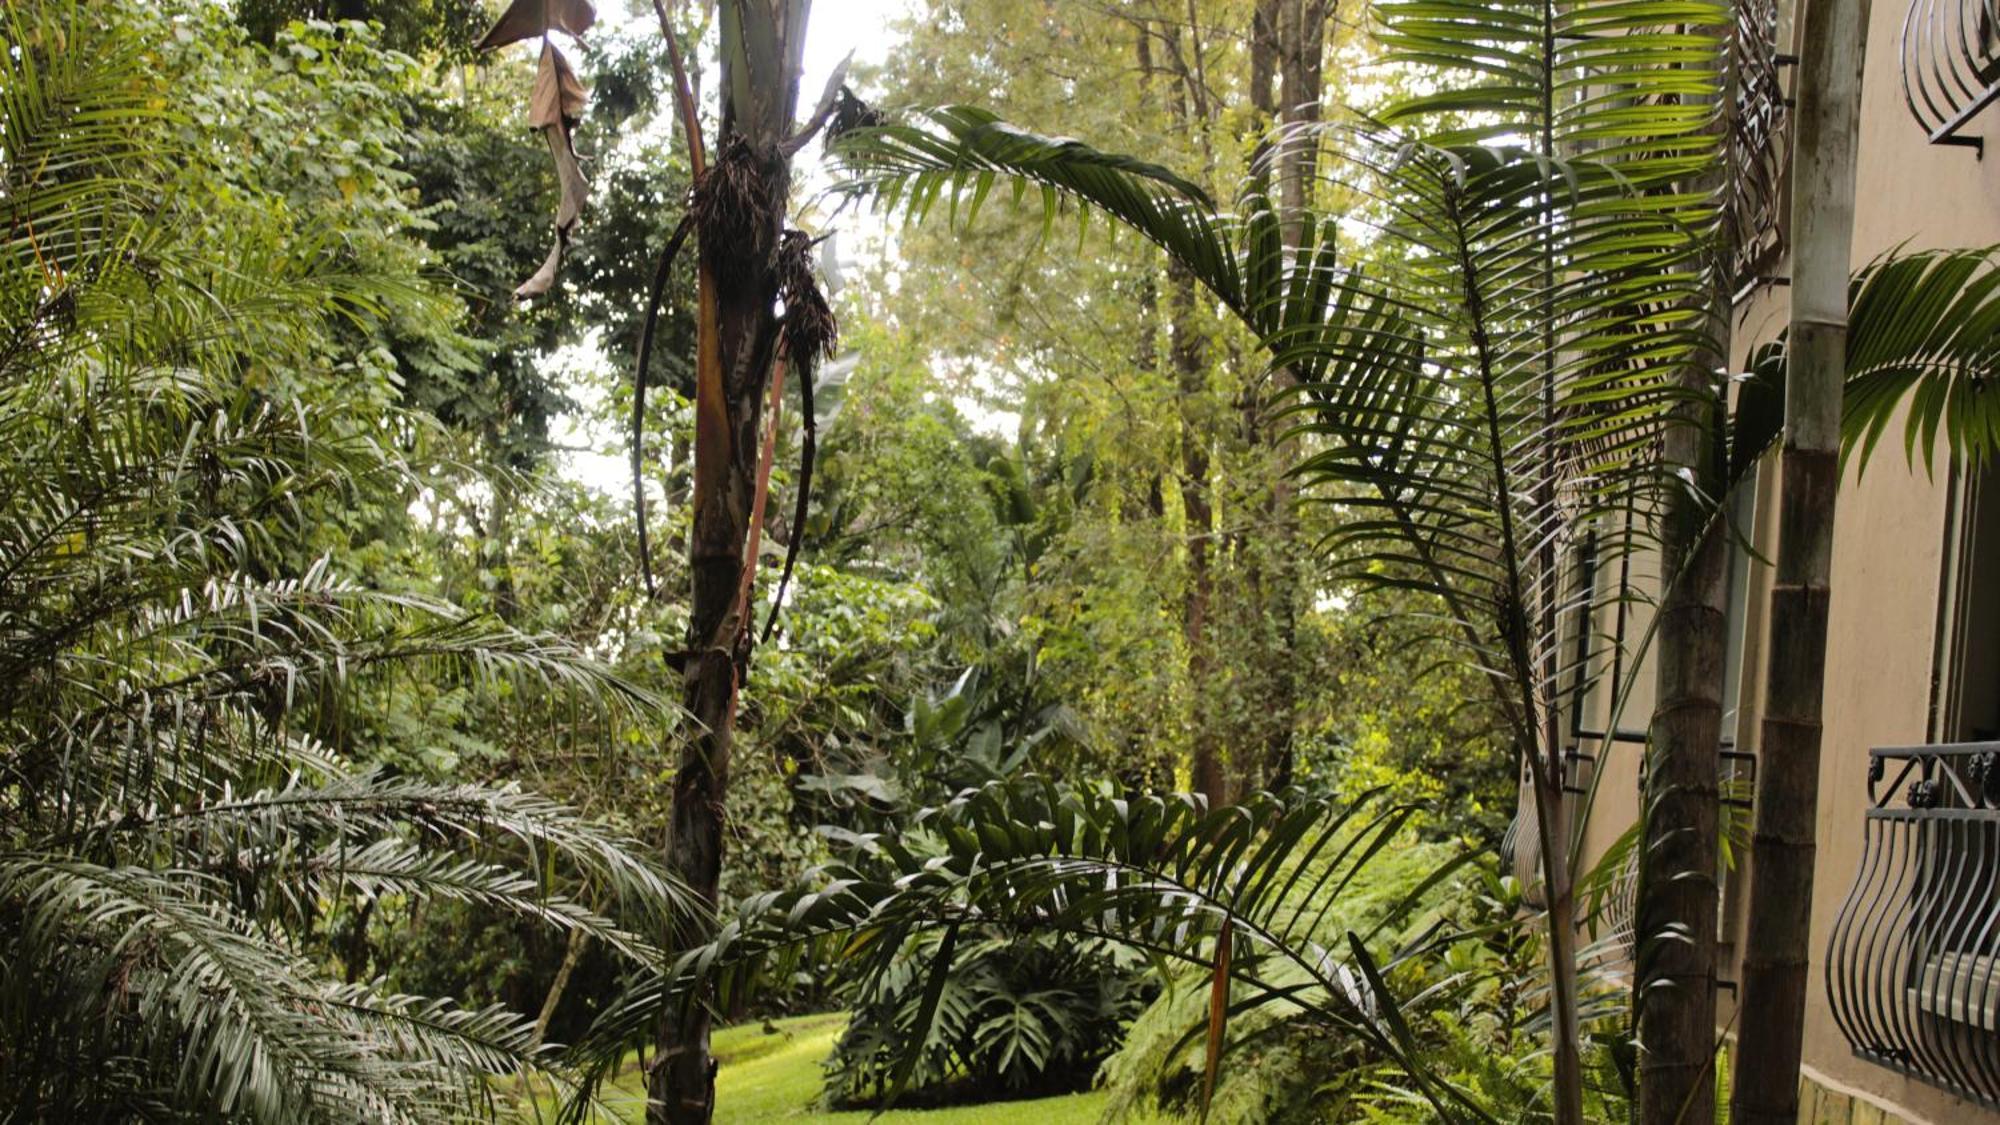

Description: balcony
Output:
[1827,743,2000,1106]
[1902,0,2000,151]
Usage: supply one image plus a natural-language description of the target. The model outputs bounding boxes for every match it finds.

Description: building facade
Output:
[1558,4,2000,1122]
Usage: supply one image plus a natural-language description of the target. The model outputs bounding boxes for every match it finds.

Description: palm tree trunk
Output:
[1729,2,1869,1119]
[649,4,812,1122]
[1635,20,1736,1123]
[1638,515,1725,1124]
[1527,745,1587,1125]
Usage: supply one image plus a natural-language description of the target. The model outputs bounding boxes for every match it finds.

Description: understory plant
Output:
[823,929,1150,1107]
[1096,818,1460,1123]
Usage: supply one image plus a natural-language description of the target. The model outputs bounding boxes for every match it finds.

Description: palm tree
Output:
[474,0,854,1112]
[0,5,691,1119]
[525,3,2000,1117]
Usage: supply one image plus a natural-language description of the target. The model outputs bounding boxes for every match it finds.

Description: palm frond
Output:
[1723,246,2000,480]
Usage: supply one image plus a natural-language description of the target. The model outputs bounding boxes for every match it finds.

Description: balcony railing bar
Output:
[1830,742,2000,1105]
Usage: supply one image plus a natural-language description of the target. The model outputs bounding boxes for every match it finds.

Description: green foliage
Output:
[1296,591,1513,845]
[823,931,1150,1107]
[1097,824,1463,1123]
[1341,872,1640,1125]
[0,3,691,1119]
[527,1012,1136,1123]
[235,0,492,60]
[1740,246,2000,476]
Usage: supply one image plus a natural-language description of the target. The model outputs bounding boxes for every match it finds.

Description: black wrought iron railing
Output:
[1827,743,2000,1106]
[1902,0,2000,151]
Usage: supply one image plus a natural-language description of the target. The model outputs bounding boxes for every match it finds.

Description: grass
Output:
[526,1012,1148,1124]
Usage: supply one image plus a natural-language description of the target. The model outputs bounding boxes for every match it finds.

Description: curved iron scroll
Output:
[1827,743,2000,1107]
[1902,0,2000,150]
[1729,0,1792,288]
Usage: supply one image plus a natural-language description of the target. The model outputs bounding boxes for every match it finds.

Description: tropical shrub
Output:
[563,779,1487,1121]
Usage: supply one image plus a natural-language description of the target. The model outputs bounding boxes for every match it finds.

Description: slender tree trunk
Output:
[1635,20,1736,1124]
[1140,17,1228,807]
[1528,740,1587,1125]
[1522,5,1585,1116]
[1730,2,1868,1120]
[531,927,591,1052]
[1250,0,1326,791]
[650,4,812,1122]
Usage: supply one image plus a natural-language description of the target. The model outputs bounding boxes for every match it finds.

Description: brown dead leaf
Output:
[513,41,590,301]
[475,0,597,51]
[515,123,589,301]
[528,42,587,131]
[546,123,589,231]
[1203,923,1231,1120]
[515,238,564,300]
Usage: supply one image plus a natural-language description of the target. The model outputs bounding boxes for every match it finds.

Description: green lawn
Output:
[533,1012,1150,1124]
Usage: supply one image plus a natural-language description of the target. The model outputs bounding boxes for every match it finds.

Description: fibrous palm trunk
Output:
[649,3,812,1122]
[1639,361,1727,1125]
[1730,1,1869,1119]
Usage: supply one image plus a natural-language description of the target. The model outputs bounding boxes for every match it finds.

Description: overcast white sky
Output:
[597,0,913,105]
[550,1,918,496]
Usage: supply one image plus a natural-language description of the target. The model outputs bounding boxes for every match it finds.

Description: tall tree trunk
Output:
[1638,501,1726,1124]
[1250,0,1325,791]
[650,4,812,1122]
[1635,20,1736,1125]
[1730,2,1868,1119]
[1141,16,1228,807]
[1638,422,1727,1125]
